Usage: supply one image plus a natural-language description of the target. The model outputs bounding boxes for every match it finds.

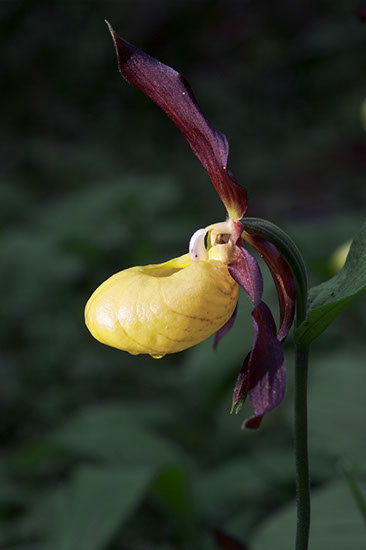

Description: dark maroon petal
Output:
[243,232,296,342]
[214,528,248,550]
[228,244,263,307]
[242,302,286,430]
[106,22,247,219]
[231,353,250,413]
[214,305,237,350]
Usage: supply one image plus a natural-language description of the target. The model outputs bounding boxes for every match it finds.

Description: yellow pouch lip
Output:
[85,220,239,359]
[134,243,235,280]
[85,251,238,358]
[136,253,192,278]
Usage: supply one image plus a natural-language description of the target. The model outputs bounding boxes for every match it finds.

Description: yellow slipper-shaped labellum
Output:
[85,244,239,358]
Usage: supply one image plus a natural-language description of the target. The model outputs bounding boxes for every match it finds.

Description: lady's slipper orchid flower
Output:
[85,23,296,429]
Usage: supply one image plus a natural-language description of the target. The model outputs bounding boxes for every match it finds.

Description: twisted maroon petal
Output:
[231,352,250,412]
[242,302,286,430]
[243,232,296,342]
[228,244,263,307]
[107,23,247,219]
[214,305,237,349]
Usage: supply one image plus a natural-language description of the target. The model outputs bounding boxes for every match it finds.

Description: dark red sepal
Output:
[241,302,286,430]
[243,232,296,342]
[106,23,247,219]
[228,244,263,307]
[230,219,245,243]
[214,528,248,550]
[214,305,237,349]
[243,415,263,430]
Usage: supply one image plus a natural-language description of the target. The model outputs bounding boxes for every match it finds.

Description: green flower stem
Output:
[294,343,310,550]
[243,218,310,550]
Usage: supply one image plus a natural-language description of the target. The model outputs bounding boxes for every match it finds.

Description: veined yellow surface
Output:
[85,246,238,358]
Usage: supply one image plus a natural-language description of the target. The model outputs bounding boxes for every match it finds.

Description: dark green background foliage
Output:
[0,1,365,548]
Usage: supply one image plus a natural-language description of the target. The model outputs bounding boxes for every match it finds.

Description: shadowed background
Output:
[0,1,365,549]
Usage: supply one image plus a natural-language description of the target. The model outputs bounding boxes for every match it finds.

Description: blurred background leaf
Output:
[252,480,366,550]
[343,466,366,525]
[46,465,156,550]
[307,348,366,463]
[0,0,365,548]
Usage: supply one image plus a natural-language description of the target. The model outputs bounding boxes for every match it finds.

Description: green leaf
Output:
[295,221,366,347]
[343,466,366,525]
[153,465,194,520]
[47,404,184,467]
[196,449,294,520]
[252,480,366,550]
[307,348,366,462]
[47,465,155,550]
[152,465,198,543]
